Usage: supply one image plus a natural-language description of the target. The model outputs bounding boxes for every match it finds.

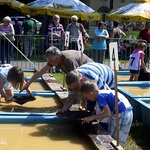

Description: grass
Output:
[52,72,67,88]
[52,73,150,150]
[125,121,150,150]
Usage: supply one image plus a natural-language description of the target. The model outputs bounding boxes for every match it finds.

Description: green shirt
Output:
[22,19,36,35]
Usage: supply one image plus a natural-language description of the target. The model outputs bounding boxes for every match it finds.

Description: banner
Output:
[53,3,74,9]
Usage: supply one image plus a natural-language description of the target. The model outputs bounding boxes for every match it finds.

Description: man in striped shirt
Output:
[48,14,64,72]
[48,14,64,48]
[61,62,115,130]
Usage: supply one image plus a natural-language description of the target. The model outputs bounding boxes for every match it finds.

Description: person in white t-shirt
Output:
[0,64,33,101]
[128,42,148,81]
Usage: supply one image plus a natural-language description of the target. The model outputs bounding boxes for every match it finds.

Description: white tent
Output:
[24,0,100,21]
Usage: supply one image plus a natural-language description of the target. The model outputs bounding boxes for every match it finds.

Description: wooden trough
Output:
[42,73,123,150]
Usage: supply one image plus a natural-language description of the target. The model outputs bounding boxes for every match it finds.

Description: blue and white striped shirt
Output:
[75,62,115,89]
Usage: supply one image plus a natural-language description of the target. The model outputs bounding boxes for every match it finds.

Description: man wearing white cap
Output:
[66,15,89,50]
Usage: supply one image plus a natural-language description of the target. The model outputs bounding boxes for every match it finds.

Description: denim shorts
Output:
[130,69,140,74]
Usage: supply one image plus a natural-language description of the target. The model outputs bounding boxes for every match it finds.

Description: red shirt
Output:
[138,29,150,43]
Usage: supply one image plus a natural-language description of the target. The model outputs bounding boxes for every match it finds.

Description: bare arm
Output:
[82,105,112,123]
[21,64,51,91]
[61,93,75,112]
[0,77,11,101]
[111,28,126,40]
[141,56,148,73]
[23,80,33,96]
[0,78,7,97]
[81,24,90,38]
[7,24,15,36]
[120,29,126,38]
[94,33,109,39]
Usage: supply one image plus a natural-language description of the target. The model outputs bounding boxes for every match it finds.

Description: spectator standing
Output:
[22,15,36,58]
[93,22,109,64]
[66,15,89,50]
[13,18,21,35]
[111,20,126,54]
[48,14,64,72]
[48,14,64,49]
[0,16,15,64]
[13,18,22,50]
[111,20,126,70]
[128,42,148,81]
[138,22,150,63]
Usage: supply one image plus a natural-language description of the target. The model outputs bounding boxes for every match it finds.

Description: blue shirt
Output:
[97,90,133,114]
[14,22,21,34]
[93,29,108,50]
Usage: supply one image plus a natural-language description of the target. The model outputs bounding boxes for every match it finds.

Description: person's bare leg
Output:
[134,74,139,81]
[129,73,134,81]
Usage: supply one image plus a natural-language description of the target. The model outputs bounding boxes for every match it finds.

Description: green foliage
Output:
[125,121,150,150]
[52,72,67,88]
[124,30,140,39]
[84,42,93,58]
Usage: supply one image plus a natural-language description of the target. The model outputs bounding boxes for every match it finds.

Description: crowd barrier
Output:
[0,35,149,70]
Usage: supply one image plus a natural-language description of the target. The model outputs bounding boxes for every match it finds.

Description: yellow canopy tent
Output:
[0,0,27,12]
[0,0,100,22]
[21,0,100,22]
[105,0,150,22]
[0,0,11,5]
[9,0,27,11]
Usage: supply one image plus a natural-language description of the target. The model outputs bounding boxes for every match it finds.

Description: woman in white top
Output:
[0,64,33,101]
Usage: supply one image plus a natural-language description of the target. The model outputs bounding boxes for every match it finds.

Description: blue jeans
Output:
[1,39,13,64]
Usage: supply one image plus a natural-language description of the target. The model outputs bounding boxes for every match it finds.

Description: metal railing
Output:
[0,35,149,70]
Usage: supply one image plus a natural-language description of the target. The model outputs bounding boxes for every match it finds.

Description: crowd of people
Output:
[0,15,36,62]
[0,14,149,67]
[2,13,150,148]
